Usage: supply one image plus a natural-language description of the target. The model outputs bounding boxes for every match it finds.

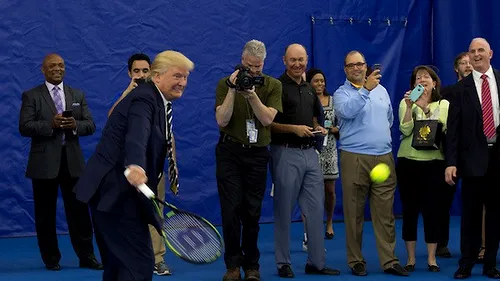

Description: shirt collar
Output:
[344,79,363,89]
[45,81,64,92]
[472,65,494,80]
[154,84,171,108]
[280,72,307,86]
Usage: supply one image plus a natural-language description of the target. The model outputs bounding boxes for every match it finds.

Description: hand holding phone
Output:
[62,110,73,118]
[409,84,425,102]
[134,78,146,84]
[373,64,381,71]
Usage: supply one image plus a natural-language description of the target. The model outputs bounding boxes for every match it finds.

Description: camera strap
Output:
[225,78,236,89]
[245,100,258,143]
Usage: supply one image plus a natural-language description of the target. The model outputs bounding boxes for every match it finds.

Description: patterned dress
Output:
[320,96,339,180]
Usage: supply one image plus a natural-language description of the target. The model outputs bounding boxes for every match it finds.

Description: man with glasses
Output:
[333,50,408,277]
[454,52,473,82]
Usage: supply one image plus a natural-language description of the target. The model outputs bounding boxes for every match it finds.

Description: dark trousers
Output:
[216,139,269,270]
[437,183,456,248]
[92,209,153,281]
[396,158,445,243]
[32,147,95,266]
[459,147,500,270]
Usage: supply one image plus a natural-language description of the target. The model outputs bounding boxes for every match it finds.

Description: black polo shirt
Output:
[271,72,320,145]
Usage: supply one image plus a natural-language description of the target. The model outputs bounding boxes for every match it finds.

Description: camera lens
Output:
[240,76,252,89]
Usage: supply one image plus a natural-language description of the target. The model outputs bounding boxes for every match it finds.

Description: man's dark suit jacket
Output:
[19,83,96,179]
[445,69,500,178]
[74,82,167,233]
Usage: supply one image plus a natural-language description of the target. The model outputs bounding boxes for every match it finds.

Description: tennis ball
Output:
[370,163,390,184]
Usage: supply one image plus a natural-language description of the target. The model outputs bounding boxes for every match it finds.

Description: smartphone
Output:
[373,64,381,71]
[135,78,146,84]
[409,84,425,102]
[62,110,73,117]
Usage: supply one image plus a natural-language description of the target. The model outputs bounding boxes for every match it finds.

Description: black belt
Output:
[219,133,260,149]
[275,142,314,149]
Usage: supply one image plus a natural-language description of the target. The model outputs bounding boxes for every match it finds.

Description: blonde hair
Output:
[150,50,194,76]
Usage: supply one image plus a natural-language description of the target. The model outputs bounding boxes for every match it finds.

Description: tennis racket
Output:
[124,169,223,264]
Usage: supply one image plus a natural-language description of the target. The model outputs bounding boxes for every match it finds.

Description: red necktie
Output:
[481,74,496,139]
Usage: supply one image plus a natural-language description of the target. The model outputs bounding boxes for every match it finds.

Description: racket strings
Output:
[163,213,222,263]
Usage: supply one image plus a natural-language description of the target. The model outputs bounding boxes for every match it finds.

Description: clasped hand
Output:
[52,114,76,129]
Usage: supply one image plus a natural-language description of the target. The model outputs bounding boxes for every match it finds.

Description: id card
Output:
[246,119,258,143]
[246,119,255,136]
[324,120,332,128]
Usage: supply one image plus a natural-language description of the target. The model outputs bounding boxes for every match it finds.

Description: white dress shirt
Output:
[472,66,500,131]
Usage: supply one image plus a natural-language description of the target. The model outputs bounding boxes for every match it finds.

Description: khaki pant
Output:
[148,174,167,264]
[340,150,398,270]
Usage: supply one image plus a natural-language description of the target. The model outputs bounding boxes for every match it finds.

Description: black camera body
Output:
[234,65,264,91]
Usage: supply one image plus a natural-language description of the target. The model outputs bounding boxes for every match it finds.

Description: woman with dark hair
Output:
[300,68,339,251]
[396,65,449,272]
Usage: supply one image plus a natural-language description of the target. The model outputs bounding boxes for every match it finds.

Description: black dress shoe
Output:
[454,265,472,279]
[483,267,500,279]
[325,232,334,239]
[277,265,294,278]
[404,264,415,272]
[79,257,104,270]
[305,264,340,275]
[436,246,452,258]
[384,263,409,276]
[428,264,440,272]
[45,263,61,271]
[351,262,367,276]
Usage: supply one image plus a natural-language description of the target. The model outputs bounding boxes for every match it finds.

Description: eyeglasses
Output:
[345,62,366,69]
[458,61,471,66]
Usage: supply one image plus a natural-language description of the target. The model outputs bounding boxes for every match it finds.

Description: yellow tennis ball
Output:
[370,163,390,184]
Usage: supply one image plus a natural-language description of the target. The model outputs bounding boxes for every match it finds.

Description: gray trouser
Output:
[270,145,325,269]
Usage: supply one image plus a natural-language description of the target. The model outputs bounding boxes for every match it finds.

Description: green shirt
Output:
[215,74,282,146]
[397,99,450,160]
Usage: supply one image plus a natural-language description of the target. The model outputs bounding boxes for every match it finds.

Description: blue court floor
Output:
[0,217,492,281]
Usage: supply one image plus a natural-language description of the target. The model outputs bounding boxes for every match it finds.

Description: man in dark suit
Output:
[18,53,102,271]
[74,50,194,281]
[437,52,473,259]
[445,37,500,279]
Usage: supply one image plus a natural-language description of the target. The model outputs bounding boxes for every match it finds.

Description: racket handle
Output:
[124,168,155,199]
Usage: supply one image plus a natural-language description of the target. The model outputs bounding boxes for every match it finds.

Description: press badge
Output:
[246,119,258,143]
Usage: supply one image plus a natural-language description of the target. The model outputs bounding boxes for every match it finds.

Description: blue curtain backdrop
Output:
[0,0,496,237]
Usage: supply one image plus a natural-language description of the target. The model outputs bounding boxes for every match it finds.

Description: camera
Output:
[233,64,264,91]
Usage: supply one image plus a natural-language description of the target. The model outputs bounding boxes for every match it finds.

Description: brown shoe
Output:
[223,267,241,281]
[244,269,260,281]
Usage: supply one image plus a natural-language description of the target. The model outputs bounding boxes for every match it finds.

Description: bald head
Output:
[284,44,307,57]
[283,43,308,81]
[469,37,493,73]
[42,53,65,85]
[470,37,491,50]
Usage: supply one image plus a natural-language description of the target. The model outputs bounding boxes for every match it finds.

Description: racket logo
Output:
[177,228,209,252]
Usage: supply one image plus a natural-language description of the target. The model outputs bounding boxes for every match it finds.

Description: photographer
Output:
[215,40,282,281]
[108,53,151,116]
